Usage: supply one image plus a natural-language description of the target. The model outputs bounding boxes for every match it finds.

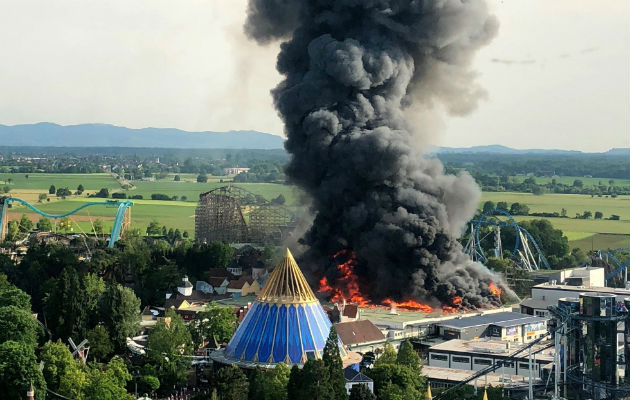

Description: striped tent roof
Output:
[223,249,347,365]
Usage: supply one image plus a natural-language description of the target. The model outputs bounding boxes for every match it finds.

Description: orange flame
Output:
[382,298,434,313]
[489,282,502,297]
[318,250,446,313]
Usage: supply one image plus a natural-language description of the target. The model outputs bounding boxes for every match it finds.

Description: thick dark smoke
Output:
[245,0,507,308]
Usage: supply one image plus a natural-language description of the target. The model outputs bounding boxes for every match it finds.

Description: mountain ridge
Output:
[0,123,625,154]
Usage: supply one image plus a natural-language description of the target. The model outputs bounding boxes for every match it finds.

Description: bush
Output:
[112,192,127,199]
[151,193,171,201]
[93,188,109,198]
[130,194,143,200]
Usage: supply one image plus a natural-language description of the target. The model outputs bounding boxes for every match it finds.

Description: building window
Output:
[535,311,546,317]
[474,358,492,366]
[452,356,470,363]
[430,354,448,361]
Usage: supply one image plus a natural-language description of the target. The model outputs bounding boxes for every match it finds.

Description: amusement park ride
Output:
[463,208,551,270]
[0,196,133,247]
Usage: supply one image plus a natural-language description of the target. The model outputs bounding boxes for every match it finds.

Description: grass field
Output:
[480,192,629,251]
[1,172,627,251]
[122,180,301,206]
[509,175,630,188]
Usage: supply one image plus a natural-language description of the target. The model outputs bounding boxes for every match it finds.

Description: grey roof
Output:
[438,312,547,330]
[344,367,373,383]
[519,298,551,310]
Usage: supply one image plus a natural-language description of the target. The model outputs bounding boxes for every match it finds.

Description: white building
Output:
[427,339,553,378]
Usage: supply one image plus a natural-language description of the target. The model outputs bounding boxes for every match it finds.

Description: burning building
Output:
[244,0,507,310]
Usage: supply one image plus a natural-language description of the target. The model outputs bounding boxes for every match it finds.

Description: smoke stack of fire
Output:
[245,1,506,309]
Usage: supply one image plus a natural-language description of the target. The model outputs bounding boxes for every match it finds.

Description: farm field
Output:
[480,192,629,251]
[1,172,627,251]
[508,175,630,188]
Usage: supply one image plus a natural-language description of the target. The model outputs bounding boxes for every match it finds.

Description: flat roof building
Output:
[428,339,553,379]
[437,312,548,344]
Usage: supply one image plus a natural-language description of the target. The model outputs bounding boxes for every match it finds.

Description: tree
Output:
[582,210,592,219]
[83,357,133,400]
[44,265,89,340]
[0,341,47,400]
[37,217,53,231]
[194,302,237,346]
[323,327,347,400]
[87,325,114,362]
[147,310,193,389]
[197,173,208,183]
[573,179,583,188]
[49,184,56,194]
[0,285,31,310]
[366,363,424,400]
[18,214,34,233]
[0,305,40,347]
[265,363,290,400]
[215,365,248,400]
[375,342,397,366]
[5,220,19,241]
[496,201,508,211]
[93,218,104,235]
[40,340,76,392]
[271,194,286,205]
[138,375,160,395]
[56,187,72,197]
[77,184,85,194]
[99,283,141,351]
[396,340,421,375]
[146,220,162,236]
[174,175,181,181]
[482,201,495,214]
[561,208,567,217]
[349,384,376,400]
[298,359,334,400]
[509,202,530,216]
[94,188,109,198]
[248,367,266,400]
[38,193,47,202]
[58,216,72,233]
[531,185,545,195]
[594,211,603,219]
[248,363,290,400]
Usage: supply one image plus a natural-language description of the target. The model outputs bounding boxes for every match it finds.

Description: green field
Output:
[122,180,301,206]
[509,175,630,188]
[480,192,629,251]
[1,172,627,251]
[3,176,301,235]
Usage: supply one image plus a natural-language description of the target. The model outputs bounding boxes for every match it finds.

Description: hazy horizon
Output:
[0,0,628,152]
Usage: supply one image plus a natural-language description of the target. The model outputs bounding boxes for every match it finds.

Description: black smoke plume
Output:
[245,0,506,308]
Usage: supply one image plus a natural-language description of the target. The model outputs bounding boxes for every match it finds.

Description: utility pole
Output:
[528,346,534,400]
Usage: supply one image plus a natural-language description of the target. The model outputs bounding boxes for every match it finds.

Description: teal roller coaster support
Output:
[0,196,133,248]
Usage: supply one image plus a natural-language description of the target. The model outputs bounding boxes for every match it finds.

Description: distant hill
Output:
[0,123,285,149]
[435,144,624,155]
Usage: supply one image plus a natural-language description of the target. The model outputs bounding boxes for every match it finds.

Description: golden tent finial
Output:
[257,248,317,304]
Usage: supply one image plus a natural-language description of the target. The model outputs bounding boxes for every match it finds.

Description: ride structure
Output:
[463,208,550,270]
[596,248,630,285]
[0,196,133,247]
[195,185,296,245]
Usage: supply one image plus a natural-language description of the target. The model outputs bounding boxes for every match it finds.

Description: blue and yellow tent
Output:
[222,249,347,365]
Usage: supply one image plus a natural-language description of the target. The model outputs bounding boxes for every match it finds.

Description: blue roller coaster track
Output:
[472,208,551,270]
[597,248,630,282]
[0,196,133,248]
